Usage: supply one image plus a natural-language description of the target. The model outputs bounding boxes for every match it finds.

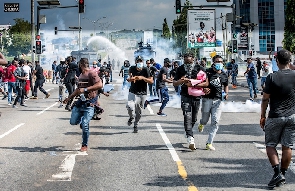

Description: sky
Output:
[0,0,233,32]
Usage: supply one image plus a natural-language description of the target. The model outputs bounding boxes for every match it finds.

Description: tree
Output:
[283,0,295,53]
[6,18,31,57]
[172,0,193,54]
[162,18,171,40]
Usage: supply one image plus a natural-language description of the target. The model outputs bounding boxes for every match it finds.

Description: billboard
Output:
[238,26,248,50]
[187,9,216,48]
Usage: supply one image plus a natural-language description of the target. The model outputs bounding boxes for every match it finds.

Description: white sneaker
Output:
[206,143,216,151]
[187,136,196,150]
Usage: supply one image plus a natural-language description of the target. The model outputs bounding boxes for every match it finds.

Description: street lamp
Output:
[83,16,106,35]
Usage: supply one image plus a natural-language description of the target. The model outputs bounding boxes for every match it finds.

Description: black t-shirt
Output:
[156,67,168,89]
[264,69,295,118]
[203,67,228,99]
[64,62,78,83]
[35,65,44,79]
[170,68,177,78]
[174,64,206,98]
[129,66,151,95]
[148,66,158,77]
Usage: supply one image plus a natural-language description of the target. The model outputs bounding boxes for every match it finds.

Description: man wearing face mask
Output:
[126,56,153,133]
[144,58,173,116]
[198,55,229,151]
[173,52,209,150]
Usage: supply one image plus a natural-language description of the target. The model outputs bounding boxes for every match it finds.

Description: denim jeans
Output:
[247,77,257,98]
[126,92,146,126]
[122,75,130,89]
[232,74,237,86]
[8,82,16,104]
[148,83,156,97]
[70,103,94,146]
[158,87,169,112]
[174,85,181,96]
[181,95,201,138]
[200,98,223,144]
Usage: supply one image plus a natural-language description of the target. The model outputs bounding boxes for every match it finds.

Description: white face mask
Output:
[137,62,144,69]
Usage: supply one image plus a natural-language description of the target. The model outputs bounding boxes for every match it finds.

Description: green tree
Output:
[172,0,193,54]
[6,18,31,57]
[283,0,295,53]
[162,18,171,40]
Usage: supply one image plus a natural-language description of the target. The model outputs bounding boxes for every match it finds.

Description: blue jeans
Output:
[232,74,237,86]
[70,103,94,146]
[122,75,130,89]
[247,77,257,98]
[8,82,16,104]
[148,83,156,97]
[158,87,169,111]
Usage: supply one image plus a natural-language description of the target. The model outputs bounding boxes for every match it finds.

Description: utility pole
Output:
[31,0,35,64]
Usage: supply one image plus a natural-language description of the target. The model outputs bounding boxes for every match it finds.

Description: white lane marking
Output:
[253,142,295,174]
[47,143,88,182]
[147,104,154,115]
[36,102,58,115]
[45,88,54,92]
[156,123,180,161]
[0,123,25,139]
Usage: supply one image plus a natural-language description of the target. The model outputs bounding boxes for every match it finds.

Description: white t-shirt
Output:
[261,65,270,77]
[23,65,31,80]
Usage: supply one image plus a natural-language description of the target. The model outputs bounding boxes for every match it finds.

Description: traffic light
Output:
[232,33,237,40]
[54,27,58,35]
[79,0,85,13]
[36,40,42,54]
[33,46,35,53]
[175,0,181,14]
[232,40,238,53]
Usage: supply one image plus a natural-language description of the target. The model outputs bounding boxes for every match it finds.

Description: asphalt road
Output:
[0,74,294,191]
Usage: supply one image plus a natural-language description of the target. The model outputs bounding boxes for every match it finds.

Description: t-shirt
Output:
[23,65,31,80]
[14,66,26,85]
[129,66,151,95]
[148,66,158,77]
[261,65,270,77]
[35,65,44,79]
[64,62,78,82]
[156,67,168,89]
[121,66,130,77]
[264,69,295,118]
[174,64,206,98]
[203,67,228,100]
[247,62,257,79]
[78,69,101,99]
[0,67,3,79]
[232,63,238,75]
[6,65,17,82]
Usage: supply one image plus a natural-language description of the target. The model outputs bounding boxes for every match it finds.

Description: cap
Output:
[150,58,154,62]
[136,55,143,61]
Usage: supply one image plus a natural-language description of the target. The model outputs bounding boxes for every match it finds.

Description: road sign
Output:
[4,3,19,12]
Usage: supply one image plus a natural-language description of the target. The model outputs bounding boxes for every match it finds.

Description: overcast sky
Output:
[1,0,232,32]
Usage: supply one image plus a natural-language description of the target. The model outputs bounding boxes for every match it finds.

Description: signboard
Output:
[187,9,216,48]
[238,26,248,50]
[4,3,19,12]
[143,31,153,45]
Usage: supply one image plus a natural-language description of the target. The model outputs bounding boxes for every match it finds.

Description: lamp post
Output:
[83,16,106,36]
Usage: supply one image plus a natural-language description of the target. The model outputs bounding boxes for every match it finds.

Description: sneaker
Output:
[206,143,215,151]
[254,94,257,99]
[58,104,63,108]
[2,95,7,100]
[157,112,167,117]
[8,103,12,106]
[65,105,71,111]
[198,124,204,132]
[143,100,149,109]
[45,93,50,99]
[133,126,138,133]
[249,98,254,101]
[80,145,87,152]
[127,117,134,126]
[187,136,196,150]
[30,96,38,99]
[12,105,18,108]
[268,173,285,189]
[20,104,28,107]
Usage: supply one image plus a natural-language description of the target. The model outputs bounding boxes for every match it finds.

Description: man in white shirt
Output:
[22,60,31,99]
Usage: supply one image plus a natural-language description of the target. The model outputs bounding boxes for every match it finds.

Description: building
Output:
[234,0,286,54]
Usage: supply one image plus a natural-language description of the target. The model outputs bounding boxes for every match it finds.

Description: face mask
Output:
[214,63,223,71]
[137,62,144,69]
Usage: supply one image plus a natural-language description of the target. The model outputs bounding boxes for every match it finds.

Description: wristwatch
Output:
[84,88,88,92]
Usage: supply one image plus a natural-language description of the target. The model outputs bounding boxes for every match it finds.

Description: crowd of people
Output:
[1,48,295,189]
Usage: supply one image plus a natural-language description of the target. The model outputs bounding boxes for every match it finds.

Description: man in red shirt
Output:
[7,60,17,105]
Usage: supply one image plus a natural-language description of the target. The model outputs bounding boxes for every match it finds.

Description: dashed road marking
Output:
[36,102,58,115]
[47,143,87,182]
[0,123,25,139]
[156,123,198,191]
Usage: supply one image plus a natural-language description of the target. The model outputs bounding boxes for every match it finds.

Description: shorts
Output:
[264,114,295,148]
[25,80,30,91]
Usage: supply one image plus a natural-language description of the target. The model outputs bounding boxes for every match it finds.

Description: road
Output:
[0,72,294,191]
